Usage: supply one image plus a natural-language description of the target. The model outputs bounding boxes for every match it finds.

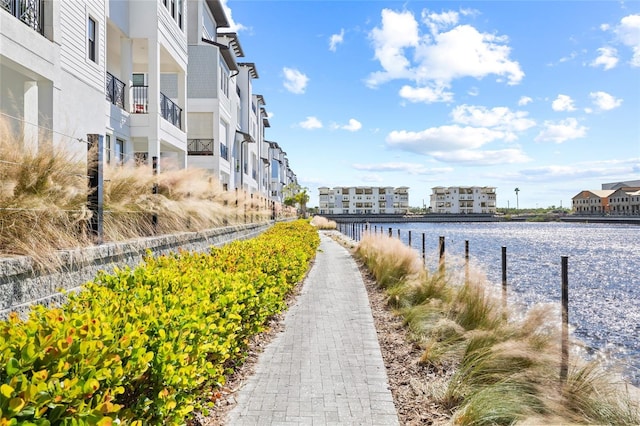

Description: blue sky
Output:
[223,0,640,209]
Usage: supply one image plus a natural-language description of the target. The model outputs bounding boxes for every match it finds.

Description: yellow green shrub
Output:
[0,220,319,425]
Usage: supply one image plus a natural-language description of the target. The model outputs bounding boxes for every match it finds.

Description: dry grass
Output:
[354,232,640,425]
[310,215,337,230]
[0,119,285,267]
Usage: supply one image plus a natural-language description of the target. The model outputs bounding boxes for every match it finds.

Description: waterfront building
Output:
[429,186,497,214]
[318,186,409,215]
[608,187,640,216]
[1,0,296,205]
[571,190,615,215]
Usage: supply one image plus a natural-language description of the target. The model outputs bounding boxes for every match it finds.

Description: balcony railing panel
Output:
[220,144,229,160]
[187,139,214,155]
[106,72,126,109]
[160,92,182,129]
[131,85,148,114]
[2,0,44,34]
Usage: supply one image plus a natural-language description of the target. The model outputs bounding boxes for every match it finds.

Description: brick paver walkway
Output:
[226,233,399,425]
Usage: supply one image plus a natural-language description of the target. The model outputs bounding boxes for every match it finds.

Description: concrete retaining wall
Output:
[0,222,271,318]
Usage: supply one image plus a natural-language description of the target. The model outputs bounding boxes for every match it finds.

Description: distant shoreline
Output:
[320,213,640,225]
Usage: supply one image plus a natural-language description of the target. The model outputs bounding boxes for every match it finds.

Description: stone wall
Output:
[0,222,271,318]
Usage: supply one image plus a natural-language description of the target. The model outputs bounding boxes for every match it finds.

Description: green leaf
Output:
[6,358,20,376]
[1,383,14,398]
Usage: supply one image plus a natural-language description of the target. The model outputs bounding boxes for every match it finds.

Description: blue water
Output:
[361,222,640,385]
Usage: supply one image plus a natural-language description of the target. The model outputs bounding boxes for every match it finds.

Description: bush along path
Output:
[0,220,319,425]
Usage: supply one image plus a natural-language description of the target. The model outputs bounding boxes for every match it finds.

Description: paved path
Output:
[227,233,399,425]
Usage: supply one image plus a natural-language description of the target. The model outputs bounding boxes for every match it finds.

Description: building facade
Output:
[1,0,296,204]
[571,190,614,215]
[318,186,410,215]
[430,186,497,214]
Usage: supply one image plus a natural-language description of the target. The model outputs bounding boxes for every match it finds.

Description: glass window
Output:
[115,139,125,165]
[88,17,97,62]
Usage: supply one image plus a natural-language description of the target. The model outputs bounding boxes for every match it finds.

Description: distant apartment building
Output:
[318,187,410,215]
[1,0,296,205]
[572,180,640,215]
[572,190,614,215]
[430,186,497,214]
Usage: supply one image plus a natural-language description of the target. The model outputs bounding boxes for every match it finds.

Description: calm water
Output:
[364,222,640,384]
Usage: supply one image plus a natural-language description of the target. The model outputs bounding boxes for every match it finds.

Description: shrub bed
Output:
[0,220,319,425]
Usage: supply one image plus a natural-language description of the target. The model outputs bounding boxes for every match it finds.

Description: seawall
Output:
[0,222,271,319]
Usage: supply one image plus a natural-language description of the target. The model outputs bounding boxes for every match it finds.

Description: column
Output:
[23,81,38,151]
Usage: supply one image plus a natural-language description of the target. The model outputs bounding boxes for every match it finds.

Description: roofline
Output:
[206,0,230,29]
[238,62,259,79]
[217,32,244,57]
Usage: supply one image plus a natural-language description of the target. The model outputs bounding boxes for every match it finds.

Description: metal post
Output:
[422,233,426,264]
[87,134,104,244]
[152,156,158,232]
[502,246,507,320]
[438,236,445,275]
[397,229,400,239]
[560,256,569,382]
[388,227,392,237]
[465,240,470,284]
[408,230,412,247]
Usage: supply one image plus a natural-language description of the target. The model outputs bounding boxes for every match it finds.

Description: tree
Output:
[295,189,310,218]
[514,187,520,210]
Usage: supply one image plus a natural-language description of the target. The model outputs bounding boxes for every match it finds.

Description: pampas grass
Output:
[354,232,640,425]
[310,215,337,230]
[0,117,284,267]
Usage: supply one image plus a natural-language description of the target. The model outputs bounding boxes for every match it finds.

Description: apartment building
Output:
[608,188,640,215]
[318,186,410,215]
[1,0,296,204]
[430,186,497,214]
[571,190,614,215]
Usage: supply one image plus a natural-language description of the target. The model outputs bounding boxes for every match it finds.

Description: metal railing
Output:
[187,139,214,155]
[160,92,182,129]
[1,0,43,34]
[220,144,229,160]
[131,85,148,114]
[106,72,126,109]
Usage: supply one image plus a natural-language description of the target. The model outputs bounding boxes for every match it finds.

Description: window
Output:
[114,139,125,165]
[88,17,97,62]
[219,60,229,97]
[105,135,111,163]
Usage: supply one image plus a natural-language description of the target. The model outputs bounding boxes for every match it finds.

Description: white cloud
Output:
[341,119,362,132]
[451,104,536,135]
[421,9,460,34]
[518,96,533,106]
[361,174,384,183]
[367,9,524,91]
[535,118,587,143]
[551,94,576,112]
[589,91,623,111]
[398,84,454,103]
[299,116,322,130]
[386,125,505,153]
[329,29,345,52]
[283,67,309,94]
[352,162,453,175]
[220,0,247,32]
[591,46,619,70]
[431,148,530,165]
[509,158,640,182]
[615,14,640,66]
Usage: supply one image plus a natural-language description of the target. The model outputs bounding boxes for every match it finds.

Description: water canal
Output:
[357,221,640,385]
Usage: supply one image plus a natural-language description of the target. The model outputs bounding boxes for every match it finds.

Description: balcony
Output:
[106,72,125,109]
[187,139,214,155]
[1,0,43,35]
[161,92,182,129]
[131,86,182,130]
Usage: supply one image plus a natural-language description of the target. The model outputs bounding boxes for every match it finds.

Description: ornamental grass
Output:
[355,232,640,425]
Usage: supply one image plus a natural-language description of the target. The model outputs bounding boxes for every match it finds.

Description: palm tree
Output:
[514,188,520,211]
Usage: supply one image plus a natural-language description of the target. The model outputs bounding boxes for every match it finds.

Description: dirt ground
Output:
[196,232,453,425]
